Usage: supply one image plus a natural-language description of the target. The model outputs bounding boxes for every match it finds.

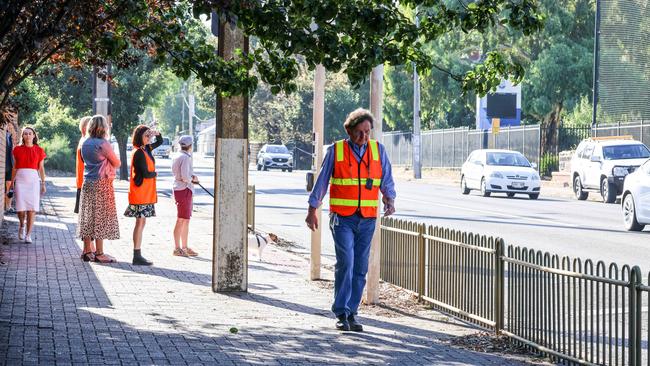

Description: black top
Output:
[133,136,163,187]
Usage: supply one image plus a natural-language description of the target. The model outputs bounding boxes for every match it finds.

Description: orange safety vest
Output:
[128,148,157,205]
[329,139,382,218]
[75,146,84,189]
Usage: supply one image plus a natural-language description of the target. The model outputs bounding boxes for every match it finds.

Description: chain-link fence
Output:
[383,125,542,169]
[598,0,650,123]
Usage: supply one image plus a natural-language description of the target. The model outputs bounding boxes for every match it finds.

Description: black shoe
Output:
[335,315,350,331]
[132,255,153,266]
[348,315,363,332]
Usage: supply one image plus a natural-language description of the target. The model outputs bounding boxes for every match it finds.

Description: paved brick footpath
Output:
[1,178,546,365]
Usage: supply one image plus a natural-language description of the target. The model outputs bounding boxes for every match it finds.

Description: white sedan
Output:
[460,149,541,199]
[621,158,650,231]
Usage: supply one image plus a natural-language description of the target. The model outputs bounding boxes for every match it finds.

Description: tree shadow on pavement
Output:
[0,182,539,365]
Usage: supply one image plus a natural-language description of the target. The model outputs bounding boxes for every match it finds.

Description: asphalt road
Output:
[155,156,650,271]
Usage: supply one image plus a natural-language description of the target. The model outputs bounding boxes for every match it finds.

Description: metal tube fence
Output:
[380,217,649,365]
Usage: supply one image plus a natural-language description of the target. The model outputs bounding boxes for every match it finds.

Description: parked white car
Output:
[571,137,650,203]
[621,158,650,231]
[257,144,293,172]
[460,149,541,199]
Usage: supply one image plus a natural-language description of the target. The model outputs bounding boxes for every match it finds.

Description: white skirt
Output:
[14,169,40,212]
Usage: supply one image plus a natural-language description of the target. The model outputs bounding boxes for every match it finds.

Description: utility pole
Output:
[365,64,384,305]
[180,84,186,133]
[188,94,195,145]
[412,10,422,179]
[310,65,325,280]
[92,64,111,125]
[211,14,249,292]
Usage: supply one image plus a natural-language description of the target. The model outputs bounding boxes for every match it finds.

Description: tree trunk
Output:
[542,101,564,156]
[117,135,129,180]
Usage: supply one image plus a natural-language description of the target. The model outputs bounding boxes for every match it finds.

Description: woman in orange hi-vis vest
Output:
[124,125,163,266]
[305,108,396,332]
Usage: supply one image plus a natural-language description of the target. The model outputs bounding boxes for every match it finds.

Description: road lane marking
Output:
[400,197,579,228]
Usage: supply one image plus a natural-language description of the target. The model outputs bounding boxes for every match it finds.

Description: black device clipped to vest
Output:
[365,178,374,190]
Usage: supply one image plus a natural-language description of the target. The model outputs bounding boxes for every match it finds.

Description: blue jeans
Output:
[329,212,377,317]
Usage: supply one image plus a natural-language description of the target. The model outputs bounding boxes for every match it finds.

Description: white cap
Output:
[178,135,193,146]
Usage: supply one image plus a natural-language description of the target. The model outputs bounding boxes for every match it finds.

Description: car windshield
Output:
[602,144,650,160]
[486,152,531,167]
[162,138,170,145]
[266,145,288,154]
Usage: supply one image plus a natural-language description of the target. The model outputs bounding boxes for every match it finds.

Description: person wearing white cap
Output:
[171,135,199,257]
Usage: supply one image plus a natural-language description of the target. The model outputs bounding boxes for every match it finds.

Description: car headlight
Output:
[531,174,540,181]
[612,166,629,177]
[490,172,503,179]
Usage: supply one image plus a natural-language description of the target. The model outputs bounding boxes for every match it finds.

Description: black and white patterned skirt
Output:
[123,204,156,218]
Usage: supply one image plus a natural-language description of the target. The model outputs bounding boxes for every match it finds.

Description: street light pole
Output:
[591,0,601,128]
[412,10,422,179]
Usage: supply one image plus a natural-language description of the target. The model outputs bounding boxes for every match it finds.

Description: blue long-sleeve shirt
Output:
[308,139,396,209]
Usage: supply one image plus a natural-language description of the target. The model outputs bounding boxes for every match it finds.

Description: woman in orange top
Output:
[75,116,95,260]
[124,125,163,266]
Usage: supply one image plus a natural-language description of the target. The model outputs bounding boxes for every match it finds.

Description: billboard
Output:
[476,79,521,130]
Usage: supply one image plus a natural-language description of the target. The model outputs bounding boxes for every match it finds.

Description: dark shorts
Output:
[174,188,193,219]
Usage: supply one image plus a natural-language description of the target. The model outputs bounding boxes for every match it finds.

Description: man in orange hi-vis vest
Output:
[306,108,396,332]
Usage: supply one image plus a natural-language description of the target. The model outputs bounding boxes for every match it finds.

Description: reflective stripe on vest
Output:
[329,178,382,186]
[329,139,382,218]
[330,198,379,207]
[128,148,157,205]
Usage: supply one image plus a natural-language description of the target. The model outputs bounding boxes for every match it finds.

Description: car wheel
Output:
[480,178,490,197]
[623,194,645,231]
[601,178,617,203]
[263,165,268,171]
[573,175,588,200]
[507,193,515,198]
[529,193,539,200]
[256,164,262,171]
[461,176,470,195]
[282,169,286,172]
[288,168,293,172]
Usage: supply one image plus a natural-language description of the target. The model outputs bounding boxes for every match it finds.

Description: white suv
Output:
[571,137,650,203]
[256,144,293,172]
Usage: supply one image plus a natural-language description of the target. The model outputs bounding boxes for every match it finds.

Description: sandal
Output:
[184,247,198,257]
[94,252,116,263]
[81,252,96,262]
[173,248,188,257]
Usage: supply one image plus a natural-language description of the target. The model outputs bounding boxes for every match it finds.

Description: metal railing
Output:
[380,217,649,365]
[593,121,650,146]
[381,217,503,329]
[247,185,255,231]
[383,125,542,170]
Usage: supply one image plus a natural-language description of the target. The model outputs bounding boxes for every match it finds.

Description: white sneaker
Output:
[25,234,32,244]
[18,227,25,240]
